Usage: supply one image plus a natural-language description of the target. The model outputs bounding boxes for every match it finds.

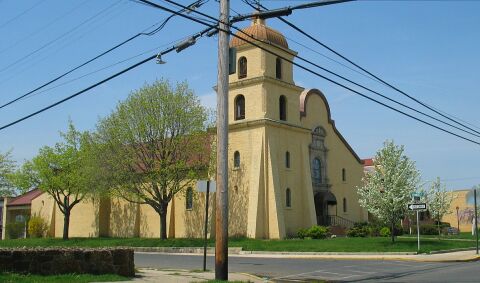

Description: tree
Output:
[0,150,16,196]
[13,122,93,240]
[357,140,420,243]
[94,79,211,239]
[426,177,452,236]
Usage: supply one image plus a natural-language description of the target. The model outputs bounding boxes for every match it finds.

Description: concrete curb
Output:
[132,247,480,263]
[428,247,477,254]
[133,247,242,254]
[132,247,415,255]
[238,250,416,255]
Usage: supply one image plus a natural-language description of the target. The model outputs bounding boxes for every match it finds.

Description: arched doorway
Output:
[314,191,337,226]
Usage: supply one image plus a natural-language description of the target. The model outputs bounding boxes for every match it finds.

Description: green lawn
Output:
[0,236,476,253]
[0,273,129,283]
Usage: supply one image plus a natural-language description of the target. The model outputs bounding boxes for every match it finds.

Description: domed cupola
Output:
[230,17,289,50]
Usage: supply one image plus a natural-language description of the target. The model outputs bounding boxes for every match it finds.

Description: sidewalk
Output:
[228,249,480,262]
[133,247,480,262]
[128,268,264,282]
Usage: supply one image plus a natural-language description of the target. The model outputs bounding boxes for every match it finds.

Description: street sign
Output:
[408,203,427,210]
[196,180,216,193]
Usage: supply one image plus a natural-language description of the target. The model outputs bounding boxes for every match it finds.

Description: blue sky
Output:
[0,0,479,190]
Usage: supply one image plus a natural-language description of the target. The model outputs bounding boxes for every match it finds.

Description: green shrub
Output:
[5,222,25,239]
[307,225,329,239]
[28,214,49,238]
[297,228,309,239]
[297,225,329,239]
[379,227,391,237]
[411,224,438,235]
[346,226,368,237]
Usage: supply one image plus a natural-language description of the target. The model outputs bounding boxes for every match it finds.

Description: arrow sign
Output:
[408,203,427,210]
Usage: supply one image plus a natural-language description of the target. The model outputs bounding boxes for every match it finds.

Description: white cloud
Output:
[199,91,217,110]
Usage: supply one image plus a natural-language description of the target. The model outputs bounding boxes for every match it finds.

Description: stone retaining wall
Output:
[0,248,134,277]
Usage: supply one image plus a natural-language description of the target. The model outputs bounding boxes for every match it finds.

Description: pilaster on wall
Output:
[246,134,265,238]
[266,137,286,239]
[1,198,7,240]
[301,145,317,227]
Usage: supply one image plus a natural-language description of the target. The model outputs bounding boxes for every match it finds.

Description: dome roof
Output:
[230,18,288,49]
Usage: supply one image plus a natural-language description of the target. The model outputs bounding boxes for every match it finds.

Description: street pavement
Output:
[135,252,480,282]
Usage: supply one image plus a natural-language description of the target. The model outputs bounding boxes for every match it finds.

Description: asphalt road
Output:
[135,253,480,282]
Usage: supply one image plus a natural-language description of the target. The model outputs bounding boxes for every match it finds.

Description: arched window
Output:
[342,168,346,182]
[186,187,193,210]
[234,95,245,120]
[312,158,322,183]
[238,56,247,79]
[276,57,282,79]
[343,197,347,213]
[234,151,240,168]
[286,188,291,208]
[285,151,290,168]
[279,95,287,121]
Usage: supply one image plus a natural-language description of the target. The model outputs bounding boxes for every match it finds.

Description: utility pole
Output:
[216,0,230,280]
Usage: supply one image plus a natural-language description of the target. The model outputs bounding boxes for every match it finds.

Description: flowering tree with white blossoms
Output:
[357,141,420,243]
[427,177,452,236]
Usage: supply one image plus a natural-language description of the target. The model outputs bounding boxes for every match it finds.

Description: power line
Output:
[136,0,480,146]
[0,2,131,88]
[248,0,480,136]
[0,26,214,131]
[0,0,45,29]
[0,0,123,75]
[0,0,207,110]
[233,3,480,138]
[26,36,194,99]
[0,0,89,56]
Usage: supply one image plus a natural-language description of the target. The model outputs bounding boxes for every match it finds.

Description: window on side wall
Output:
[234,151,240,168]
[286,188,291,208]
[343,197,347,213]
[186,187,193,210]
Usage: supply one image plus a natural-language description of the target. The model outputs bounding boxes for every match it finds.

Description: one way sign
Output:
[408,203,427,211]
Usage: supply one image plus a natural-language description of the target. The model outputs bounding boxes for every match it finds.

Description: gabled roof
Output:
[7,188,43,207]
[362,158,374,167]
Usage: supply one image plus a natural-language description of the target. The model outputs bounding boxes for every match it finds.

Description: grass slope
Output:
[0,237,475,253]
[0,273,129,283]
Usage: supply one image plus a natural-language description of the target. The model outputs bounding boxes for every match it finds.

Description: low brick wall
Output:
[0,248,134,277]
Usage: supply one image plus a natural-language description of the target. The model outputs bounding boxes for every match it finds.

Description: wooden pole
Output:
[215,0,229,280]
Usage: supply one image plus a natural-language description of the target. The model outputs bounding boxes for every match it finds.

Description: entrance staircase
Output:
[326,215,356,236]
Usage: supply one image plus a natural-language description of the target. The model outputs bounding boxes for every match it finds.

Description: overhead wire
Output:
[0,0,89,55]
[247,0,480,135]
[0,2,130,88]
[0,0,208,110]
[135,0,480,146]
[232,3,480,138]
[0,0,45,30]
[0,0,123,75]
[26,35,195,99]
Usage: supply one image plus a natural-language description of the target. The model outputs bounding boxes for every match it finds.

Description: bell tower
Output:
[226,18,313,239]
[228,17,300,124]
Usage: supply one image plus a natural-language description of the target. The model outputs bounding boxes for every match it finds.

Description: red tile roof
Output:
[362,158,374,167]
[7,188,43,207]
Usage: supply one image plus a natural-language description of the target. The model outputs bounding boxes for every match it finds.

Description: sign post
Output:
[475,189,478,255]
[408,202,427,252]
[197,180,216,271]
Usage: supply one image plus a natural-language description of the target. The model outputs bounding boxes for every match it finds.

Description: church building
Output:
[30,18,368,239]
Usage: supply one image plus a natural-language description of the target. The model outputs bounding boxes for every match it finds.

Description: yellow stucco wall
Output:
[31,22,368,239]
[30,193,56,236]
[442,190,476,232]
